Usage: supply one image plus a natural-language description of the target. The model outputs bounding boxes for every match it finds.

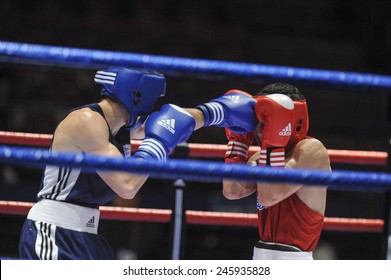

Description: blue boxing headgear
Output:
[94,67,166,130]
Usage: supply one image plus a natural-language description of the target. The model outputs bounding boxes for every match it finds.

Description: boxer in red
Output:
[223,83,331,260]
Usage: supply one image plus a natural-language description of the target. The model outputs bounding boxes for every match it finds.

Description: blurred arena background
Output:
[0,0,390,259]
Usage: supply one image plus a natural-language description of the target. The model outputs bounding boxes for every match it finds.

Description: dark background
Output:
[0,0,390,260]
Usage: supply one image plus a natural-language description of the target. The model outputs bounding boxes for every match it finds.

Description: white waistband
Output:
[27,199,100,234]
[253,245,313,260]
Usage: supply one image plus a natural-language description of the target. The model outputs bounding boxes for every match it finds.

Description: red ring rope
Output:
[0,200,383,233]
[0,131,52,147]
[0,131,388,165]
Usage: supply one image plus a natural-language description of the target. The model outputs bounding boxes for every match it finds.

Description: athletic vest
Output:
[257,193,324,251]
[37,103,126,207]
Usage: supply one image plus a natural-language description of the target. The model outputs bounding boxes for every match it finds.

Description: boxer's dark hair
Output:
[256,82,305,101]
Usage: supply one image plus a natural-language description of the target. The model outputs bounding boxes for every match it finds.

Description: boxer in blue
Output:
[18,66,257,259]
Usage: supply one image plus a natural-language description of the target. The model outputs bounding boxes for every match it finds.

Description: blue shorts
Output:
[19,219,115,260]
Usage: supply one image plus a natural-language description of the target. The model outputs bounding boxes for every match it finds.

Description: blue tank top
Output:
[37,103,127,207]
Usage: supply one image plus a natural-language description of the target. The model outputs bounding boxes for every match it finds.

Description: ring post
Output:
[168,142,190,260]
[169,178,186,260]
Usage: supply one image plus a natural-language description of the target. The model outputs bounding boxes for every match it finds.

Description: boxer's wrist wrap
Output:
[134,139,167,161]
[225,141,250,163]
[258,147,285,168]
[196,102,225,127]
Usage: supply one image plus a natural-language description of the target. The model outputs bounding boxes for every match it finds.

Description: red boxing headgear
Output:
[286,100,309,149]
[253,96,309,150]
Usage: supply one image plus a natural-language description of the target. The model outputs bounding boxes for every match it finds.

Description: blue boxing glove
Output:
[196,89,257,134]
[134,104,196,161]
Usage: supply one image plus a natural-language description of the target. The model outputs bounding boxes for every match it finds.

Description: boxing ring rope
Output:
[1,41,391,92]
[1,41,390,259]
[0,131,388,166]
[2,145,391,190]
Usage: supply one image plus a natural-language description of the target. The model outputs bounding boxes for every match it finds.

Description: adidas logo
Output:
[279,123,292,136]
[157,119,176,134]
[86,216,95,228]
[223,95,240,103]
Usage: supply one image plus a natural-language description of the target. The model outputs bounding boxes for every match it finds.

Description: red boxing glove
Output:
[224,127,254,164]
[254,94,295,167]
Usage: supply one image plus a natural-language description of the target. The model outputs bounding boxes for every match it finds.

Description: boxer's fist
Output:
[196,90,257,133]
[224,128,254,164]
[134,104,195,161]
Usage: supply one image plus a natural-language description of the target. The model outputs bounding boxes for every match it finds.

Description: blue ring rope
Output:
[0,145,390,192]
[1,41,391,91]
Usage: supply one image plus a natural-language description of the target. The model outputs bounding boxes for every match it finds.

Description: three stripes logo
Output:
[158,119,176,134]
[86,216,95,228]
[279,123,292,136]
[94,70,117,85]
[223,95,240,103]
[225,141,249,158]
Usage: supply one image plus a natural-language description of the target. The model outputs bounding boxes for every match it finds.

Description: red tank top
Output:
[257,193,324,251]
